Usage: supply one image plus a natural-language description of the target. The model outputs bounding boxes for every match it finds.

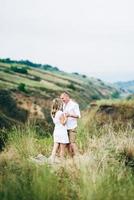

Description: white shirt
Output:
[63,99,81,129]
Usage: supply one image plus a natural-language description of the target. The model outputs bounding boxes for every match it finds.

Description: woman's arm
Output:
[60,114,67,125]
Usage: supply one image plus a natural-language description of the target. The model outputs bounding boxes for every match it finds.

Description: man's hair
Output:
[60,91,70,97]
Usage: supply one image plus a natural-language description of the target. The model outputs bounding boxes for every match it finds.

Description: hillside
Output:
[0,58,120,132]
[114,80,134,94]
[83,99,134,130]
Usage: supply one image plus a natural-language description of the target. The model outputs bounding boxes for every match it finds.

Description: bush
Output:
[18,83,27,92]
[82,74,87,78]
[111,91,120,99]
[67,83,76,90]
[10,66,28,74]
[72,72,79,75]
[91,94,101,100]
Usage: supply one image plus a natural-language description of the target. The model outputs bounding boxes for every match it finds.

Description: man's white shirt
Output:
[63,99,81,129]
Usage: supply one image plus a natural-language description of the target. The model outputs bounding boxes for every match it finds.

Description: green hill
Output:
[0,58,120,132]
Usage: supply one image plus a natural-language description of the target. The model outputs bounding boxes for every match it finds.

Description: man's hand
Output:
[65,113,79,118]
[65,113,70,117]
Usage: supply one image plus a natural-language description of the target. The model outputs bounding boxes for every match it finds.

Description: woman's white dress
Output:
[52,110,69,144]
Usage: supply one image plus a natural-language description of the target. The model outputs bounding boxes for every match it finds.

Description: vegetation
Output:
[0,58,42,68]
[0,58,133,199]
[18,83,27,92]
[67,82,76,90]
[0,57,123,135]
[0,100,134,200]
[127,94,134,100]
[0,58,120,105]
[0,90,28,123]
[114,80,134,94]
[111,90,120,99]
[10,66,28,74]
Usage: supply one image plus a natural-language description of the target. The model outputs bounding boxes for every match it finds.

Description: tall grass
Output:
[0,104,134,200]
[0,124,78,200]
[75,107,134,199]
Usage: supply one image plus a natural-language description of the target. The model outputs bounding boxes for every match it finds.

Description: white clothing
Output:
[63,99,81,129]
[52,110,69,144]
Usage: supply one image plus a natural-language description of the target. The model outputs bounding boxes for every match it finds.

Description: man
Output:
[60,91,81,156]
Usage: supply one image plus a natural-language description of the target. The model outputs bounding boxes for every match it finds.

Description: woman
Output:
[49,98,69,163]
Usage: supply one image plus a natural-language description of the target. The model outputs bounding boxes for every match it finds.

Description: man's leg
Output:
[67,129,78,157]
[70,142,78,156]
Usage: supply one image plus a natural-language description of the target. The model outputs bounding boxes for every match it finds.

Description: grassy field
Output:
[0,71,62,91]
[0,100,134,200]
[0,80,15,89]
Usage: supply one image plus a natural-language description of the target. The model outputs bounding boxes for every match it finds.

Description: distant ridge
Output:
[114,80,134,94]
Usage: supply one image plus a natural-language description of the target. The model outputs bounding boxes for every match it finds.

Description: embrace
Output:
[49,91,81,163]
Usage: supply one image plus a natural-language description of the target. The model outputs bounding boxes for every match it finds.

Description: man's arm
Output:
[65,113,79,118]
[65,103,81,119]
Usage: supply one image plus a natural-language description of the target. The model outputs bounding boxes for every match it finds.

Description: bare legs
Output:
[51,143,59,159]
[50,143,59,162]
[50,143,66,162]
[66,143,78,157]
[60,144,66,159]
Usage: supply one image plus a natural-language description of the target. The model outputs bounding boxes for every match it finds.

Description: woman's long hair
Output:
[51,98,63,118]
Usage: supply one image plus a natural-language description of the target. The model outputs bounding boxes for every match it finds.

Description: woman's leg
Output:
[60,144,66,158]
[51,143,59,160]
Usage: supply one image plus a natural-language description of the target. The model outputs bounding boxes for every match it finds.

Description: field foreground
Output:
[0,100,134,200]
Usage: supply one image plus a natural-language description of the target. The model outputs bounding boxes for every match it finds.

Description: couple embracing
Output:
[50,91,81,162]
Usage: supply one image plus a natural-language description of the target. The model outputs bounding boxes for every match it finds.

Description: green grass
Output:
[0,124,78,200]
[0,109,134,200]
[29,69,84,90]
[0,60,121,109]
[0,71,62,90]
[0,80,15,89]
[0,62,10,68]
[29,69,70,85]
[0,60,134,199]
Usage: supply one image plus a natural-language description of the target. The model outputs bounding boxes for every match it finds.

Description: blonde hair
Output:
[51,98,63,118]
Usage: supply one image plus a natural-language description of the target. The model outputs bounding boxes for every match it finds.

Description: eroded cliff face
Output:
[0,89,54,133]
[82,100,134,132]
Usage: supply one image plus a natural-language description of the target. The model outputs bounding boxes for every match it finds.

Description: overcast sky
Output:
[0,0,134,82]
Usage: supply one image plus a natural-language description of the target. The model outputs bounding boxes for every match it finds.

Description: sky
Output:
[0,0,134,82]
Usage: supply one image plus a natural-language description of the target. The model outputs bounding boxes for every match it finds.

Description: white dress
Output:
[52,110,69,144]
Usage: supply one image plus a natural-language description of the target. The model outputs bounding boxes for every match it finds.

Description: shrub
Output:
[10,66,28,74]
[73,72,79,75]
[67,83,76,90]
[82,74,87,78]
[18,83,27,92]
[91,94,101,100]
[111,91,120,99]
